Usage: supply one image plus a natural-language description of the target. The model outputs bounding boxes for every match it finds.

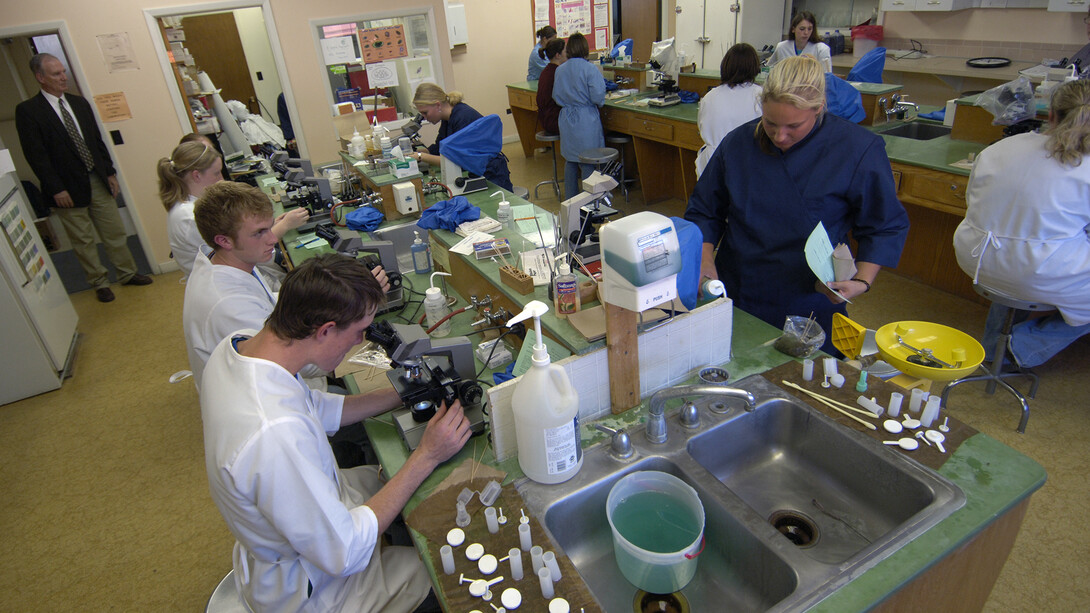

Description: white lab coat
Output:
[768,40,832,72]
[201,333,430,613]
[954,132,1090,326]
[695,82,762,177]
[166,196,204,278]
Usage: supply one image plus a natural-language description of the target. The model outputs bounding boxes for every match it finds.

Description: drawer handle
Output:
[951,184,964,198]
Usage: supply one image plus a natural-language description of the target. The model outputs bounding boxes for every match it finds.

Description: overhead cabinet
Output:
[881,0,979,10]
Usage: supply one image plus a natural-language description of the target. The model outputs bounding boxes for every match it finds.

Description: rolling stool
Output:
[206,570,251,612]
[604,132,633,202]
[533,131,562,199]
[941,284,1048,433]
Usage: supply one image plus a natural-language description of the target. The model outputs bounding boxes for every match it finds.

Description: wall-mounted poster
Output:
[358,25,409,62]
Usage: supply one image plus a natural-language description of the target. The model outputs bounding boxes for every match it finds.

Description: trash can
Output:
[851,25,884,58]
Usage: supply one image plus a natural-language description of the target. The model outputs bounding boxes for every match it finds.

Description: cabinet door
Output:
[1048,0,1089,10]
[915,0,978,10]
[881,0,917,10]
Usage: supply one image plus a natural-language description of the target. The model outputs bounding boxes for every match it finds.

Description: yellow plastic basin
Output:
[873,321,984,381]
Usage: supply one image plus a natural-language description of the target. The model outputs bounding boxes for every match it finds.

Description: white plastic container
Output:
[424,272,452,337]
[606,471,705,594]
[508,301,582,484]
[348,128,367,158]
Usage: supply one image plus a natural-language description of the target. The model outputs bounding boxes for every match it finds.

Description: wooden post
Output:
[605,303,640,414]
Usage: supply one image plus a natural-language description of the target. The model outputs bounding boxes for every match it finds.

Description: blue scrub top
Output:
[552,57,606,163]
[684,114,909,347]
[527,43,548,81]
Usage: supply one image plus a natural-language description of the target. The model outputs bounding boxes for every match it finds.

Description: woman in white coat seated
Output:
[767,11,832,73]
[695,43,763,178]
[158,136,307,279]
[953,79,1090,368]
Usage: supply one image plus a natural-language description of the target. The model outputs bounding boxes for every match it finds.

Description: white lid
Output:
[413,230,423,244]
[446,528,465,547]
[465,542,485,561]
[557,263,571,276]
[425,286,442,298]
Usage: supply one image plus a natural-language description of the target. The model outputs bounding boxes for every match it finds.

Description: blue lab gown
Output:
[527,43,548,80]
[684,114,909,350]
[553,58,606,163]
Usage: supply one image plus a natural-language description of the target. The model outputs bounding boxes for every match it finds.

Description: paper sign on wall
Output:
[358,25,409,62]
[93,92,132,122]
[366,62,400,89]
[321,36,357,65]
[96,33,139,73]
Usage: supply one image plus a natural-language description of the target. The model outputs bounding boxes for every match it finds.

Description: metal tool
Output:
[895,334,958,369]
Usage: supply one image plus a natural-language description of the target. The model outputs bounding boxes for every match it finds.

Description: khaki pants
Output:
[52,174,137,289]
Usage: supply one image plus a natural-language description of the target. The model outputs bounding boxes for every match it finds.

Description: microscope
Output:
[648,38,682,108]
[558,171,620,263]
[313,223,405,314]
[365,320,486,449]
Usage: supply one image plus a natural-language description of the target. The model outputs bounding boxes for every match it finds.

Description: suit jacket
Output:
[15,91,116,208]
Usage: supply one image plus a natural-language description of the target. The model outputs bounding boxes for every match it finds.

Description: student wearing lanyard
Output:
[181,181,390,391]
[767,11,832,73]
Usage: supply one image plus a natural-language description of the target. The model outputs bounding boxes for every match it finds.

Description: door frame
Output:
[143,0,307,157]
[0,20,158,274]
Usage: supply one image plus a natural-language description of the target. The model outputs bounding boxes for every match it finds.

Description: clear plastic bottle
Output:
[507,301,582,484]
[380,136,393,159]
[553,262,580,318]
[411,231,431,274]
[424,272,452,337]
[348,128,366,158]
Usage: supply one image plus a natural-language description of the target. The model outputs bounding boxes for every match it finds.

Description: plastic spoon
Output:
[884,437,919,450]
[925,430,947,453]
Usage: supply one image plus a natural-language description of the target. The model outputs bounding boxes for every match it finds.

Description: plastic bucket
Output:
[606,471,705,594]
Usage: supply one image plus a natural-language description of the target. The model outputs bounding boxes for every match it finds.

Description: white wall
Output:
[234,7,282,123]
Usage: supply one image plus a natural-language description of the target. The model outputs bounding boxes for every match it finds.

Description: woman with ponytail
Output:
[954,78,1090,367]
[158,140,223,277]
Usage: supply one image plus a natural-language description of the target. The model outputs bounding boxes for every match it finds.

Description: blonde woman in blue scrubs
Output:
[768,11,832,72]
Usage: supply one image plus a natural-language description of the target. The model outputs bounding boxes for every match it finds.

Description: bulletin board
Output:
[358,25,409,62]
[533,0,611,52]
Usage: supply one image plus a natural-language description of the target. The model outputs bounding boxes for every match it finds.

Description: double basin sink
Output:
[516,375,965,612]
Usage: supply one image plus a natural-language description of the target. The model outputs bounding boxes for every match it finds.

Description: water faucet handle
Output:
[593,424,634,458]
[679,401,701,429]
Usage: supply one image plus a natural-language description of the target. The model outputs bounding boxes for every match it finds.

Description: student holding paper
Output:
[684,56,908,353]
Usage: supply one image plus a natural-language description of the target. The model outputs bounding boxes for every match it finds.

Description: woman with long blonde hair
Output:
[954,78,1090,367]
[685,55,908,354]
[157,140,223,277]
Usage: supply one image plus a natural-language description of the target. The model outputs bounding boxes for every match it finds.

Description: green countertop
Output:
[362,301,1045,611]
[511,79,984,176]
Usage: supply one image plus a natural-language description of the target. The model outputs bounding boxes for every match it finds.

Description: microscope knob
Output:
[458,381,484,407]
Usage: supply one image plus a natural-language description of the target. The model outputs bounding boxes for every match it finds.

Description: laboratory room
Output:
[2,0,1089,610]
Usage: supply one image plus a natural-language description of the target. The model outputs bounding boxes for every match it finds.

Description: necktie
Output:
[59,98,95,171]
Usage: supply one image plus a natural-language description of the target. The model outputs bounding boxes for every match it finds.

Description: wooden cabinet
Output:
[890,162,983,303]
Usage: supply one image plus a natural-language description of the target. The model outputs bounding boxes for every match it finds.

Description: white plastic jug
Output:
[606,471,705,594]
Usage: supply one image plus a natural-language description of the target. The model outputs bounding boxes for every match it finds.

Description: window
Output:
[314,12,441,122]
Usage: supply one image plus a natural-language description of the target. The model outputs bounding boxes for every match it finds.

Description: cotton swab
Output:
[781,380,878,430]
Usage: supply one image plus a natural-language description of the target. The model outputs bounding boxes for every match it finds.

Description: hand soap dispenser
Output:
[507,301,582,484]
[411,231,431,274]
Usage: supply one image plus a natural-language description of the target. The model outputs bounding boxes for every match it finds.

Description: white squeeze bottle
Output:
[507,301,582,484]
[424,272,452,337]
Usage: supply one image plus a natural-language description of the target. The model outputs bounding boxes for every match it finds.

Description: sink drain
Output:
[633,589,690,613]
[769,510,819,548]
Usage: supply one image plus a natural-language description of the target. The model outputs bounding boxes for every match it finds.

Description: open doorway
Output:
[0,28,154,291]
[144,1,300,156]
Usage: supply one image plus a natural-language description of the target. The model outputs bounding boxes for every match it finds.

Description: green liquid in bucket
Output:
[612,490,701,553]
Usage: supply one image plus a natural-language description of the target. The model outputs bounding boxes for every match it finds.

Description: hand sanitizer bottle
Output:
[411,231,431,274]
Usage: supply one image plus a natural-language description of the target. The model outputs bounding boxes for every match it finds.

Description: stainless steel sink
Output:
[517,375,965,612]
[878,122,952,140]
[688,397,951,565]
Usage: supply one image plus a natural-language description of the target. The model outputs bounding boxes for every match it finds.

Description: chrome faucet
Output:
[883,94,919,120]
[593,424,634,459]
[646,384,758,444]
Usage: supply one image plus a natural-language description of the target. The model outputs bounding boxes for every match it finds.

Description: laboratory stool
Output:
[206,570,251,613]
[577,148,620,202]
[512,186,529,200]
[533,131,562,199]
[604,132,633,202]
[940,284,1048,434]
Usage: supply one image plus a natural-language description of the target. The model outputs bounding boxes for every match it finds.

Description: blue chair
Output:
[847,47,886,83]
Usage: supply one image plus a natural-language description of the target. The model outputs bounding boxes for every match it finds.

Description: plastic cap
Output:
[557,263,571,275]
[413,230,422,244]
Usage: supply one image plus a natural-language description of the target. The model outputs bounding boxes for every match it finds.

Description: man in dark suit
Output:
[15,53,151,302]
